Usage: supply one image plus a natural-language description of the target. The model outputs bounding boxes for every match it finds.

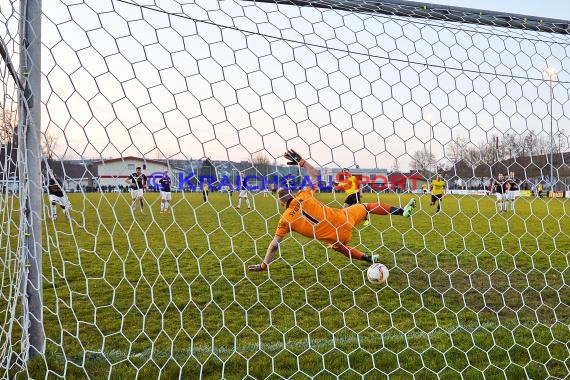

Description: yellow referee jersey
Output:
[338,175,359,196]
[431,179,445,195]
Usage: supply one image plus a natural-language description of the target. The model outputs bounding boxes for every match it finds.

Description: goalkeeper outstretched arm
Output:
[249,149,319,272]
[301,159,320,190]
[283,149,320,189]
[248,235,283,271]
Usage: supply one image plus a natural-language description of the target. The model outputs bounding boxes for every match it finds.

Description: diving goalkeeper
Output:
[248,149,415,271]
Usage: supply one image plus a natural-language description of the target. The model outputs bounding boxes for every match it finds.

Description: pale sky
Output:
[5,0,570,170]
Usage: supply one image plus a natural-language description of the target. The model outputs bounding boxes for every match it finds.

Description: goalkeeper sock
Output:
[332,244,368,261]
[365,203,403,215]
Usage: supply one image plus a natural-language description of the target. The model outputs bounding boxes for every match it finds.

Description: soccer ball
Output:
[367,263,389,284]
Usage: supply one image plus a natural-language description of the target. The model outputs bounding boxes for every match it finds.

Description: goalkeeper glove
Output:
[284,149,304,167]
[248,262,268,272]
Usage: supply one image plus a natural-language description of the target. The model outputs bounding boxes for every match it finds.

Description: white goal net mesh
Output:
[1,0,569,378]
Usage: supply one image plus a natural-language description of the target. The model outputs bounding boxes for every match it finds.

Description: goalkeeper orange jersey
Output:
[275,189,367,245]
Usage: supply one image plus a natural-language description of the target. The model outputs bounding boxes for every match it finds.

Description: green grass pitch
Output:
[5,191,570,379]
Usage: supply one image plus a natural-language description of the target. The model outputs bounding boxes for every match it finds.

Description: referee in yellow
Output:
[430,174,446,213]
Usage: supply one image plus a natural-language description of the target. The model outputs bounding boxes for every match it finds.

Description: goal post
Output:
[0,0,569,378]
[0,0,44,367]
[18,0,44,359]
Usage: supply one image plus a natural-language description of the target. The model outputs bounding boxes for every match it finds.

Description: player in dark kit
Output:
[236,182,251,209]
[48,176,71,221]
[158,172,172,213]
[505,174,519,212]
[125,166,148,213]
[491,174,509,212]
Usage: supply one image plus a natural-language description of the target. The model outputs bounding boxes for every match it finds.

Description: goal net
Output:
[1,0,569,378]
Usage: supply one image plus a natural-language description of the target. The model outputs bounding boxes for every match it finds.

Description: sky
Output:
[3,0,570,172]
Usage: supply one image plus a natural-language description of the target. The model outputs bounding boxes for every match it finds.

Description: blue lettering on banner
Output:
[199,175,215,187]
[318,175,334,191]
[178,172,196,191]
[218,176,234,190]
[262,175,279,191]
[148,171,167,189]
[244,175,260,191]
[281,175,297,190]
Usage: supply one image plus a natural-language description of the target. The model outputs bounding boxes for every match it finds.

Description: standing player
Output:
[203,182,210,202]
[224,183,234,205]
[491,173,509,212]
[430,174,446,213]
[236,175,251,210]
[422,183,428,195]
[337,168,369,226]
[248,149,416,272]
[125,166,148,213]
[505,173,518,212]
[158,172,172,213]
[48,174,71,221]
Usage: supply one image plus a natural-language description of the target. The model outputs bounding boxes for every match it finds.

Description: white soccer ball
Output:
[367,263,389,284]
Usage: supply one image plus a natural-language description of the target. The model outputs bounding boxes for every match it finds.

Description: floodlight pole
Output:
[425,115,433,178]
[19,0,44,358]
[430,119,433,176]
[549,76,554,191]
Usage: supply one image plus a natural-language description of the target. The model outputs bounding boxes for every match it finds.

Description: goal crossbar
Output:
[245,0,570,34]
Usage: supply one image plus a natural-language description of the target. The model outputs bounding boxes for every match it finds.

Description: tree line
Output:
[412,130,569,175]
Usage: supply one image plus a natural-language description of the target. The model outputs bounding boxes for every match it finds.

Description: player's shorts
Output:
[49,194,69,207]
[161,191,172,201]
[325,204,368,246]
[346,204,368,226]
[495,193,506,201]
[131,189,144,199]
[239,190,248,197]
[431,194,443,203]
[344,193,361,206]
[506,191,516,200]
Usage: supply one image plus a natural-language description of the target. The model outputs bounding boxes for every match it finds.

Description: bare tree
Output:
[251,152,271,176]
[523,131,540,156]
[463,146,482,169]
[446,136,467,164]
[42,132,58,161]
[475,137,501,166]
[391,157,401,173]
[411,149,435,176]
[1,107,18,145]
[501,132,520,159]
[554,130,569,153]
